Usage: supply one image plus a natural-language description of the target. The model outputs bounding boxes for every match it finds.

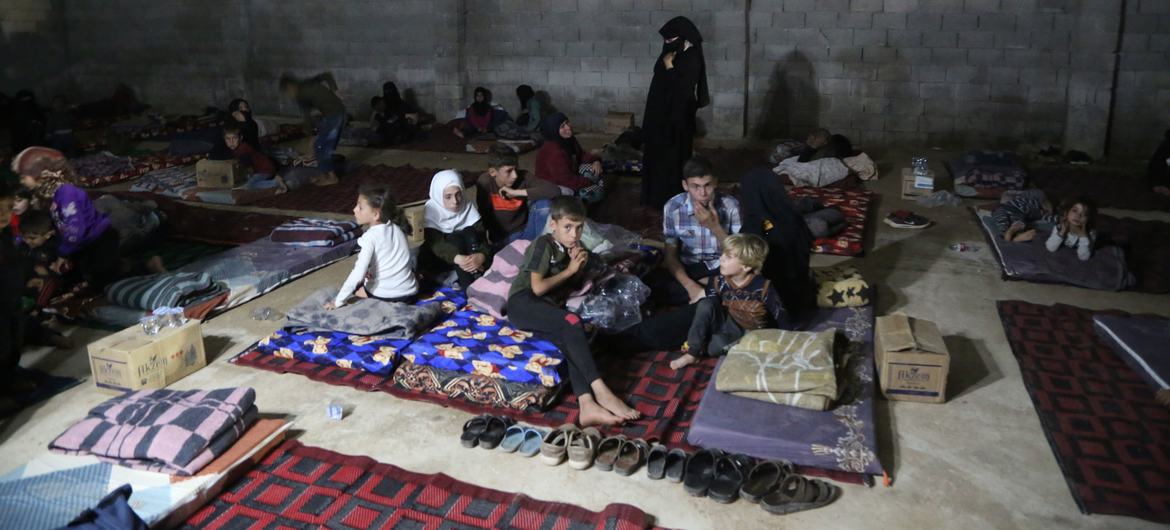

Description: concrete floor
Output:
[2,135,1168,530]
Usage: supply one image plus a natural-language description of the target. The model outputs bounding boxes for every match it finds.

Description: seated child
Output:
[17,210,69,307]
[505,196,641,427]
[474,147,559,247]
[1045,196,1096,261]
[455,86,507,139]
[13,146,120,289]
[8,189,31,242]
[213,123,286,192]
[514,85,541,132]
[536,112,604,202]
[671,233,788,370]
[325,185,418,309]
[992,189,1057,242]
[420,170,489,287]
[225,98,262,149]
[376,82,421,145]
[649,156,742,306]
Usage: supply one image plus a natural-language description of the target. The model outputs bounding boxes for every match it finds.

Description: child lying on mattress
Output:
[671,233,791,370]
[325,185,418,309]
[1045,196,1097,261]
[991,189,1057,242]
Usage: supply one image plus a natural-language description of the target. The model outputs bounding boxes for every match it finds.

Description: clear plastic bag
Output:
[577,274,651,333]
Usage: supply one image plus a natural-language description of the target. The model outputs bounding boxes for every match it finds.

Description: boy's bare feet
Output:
[274,175,289,194]
[578,395,624,427]
[592,381,641,421]
[145,255,167,273]
[453,127,464,139]
[670,353,698,371]
[1011,228,1037,242]
[1002,221,1024,242]
[311,172,339,186]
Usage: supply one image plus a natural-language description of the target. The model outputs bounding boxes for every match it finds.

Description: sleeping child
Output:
[1045,196,1097,261]
[671,233,789,370]
[325,185,418,309]
[419,170,490,288]
[991,189,1058,242]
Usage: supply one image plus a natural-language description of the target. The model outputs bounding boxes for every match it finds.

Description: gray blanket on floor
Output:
[286,288,442,338]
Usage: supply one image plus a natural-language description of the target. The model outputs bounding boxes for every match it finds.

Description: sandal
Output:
[539,424,577,466]
[477,416,513,450]
[665,448,689,483]
[741,460,792,504]
[460,415,490,448]
[595,435,626,472]
[760,475,839,515]
[646,444,669,480]
[567,427,601,470]
[707,454,755,504]
[683,448,724,497]
[614,439,650,477]
[498,425,527,453]
[517,428,545,457]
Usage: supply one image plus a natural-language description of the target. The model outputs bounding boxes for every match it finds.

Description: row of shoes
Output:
[683,448,839,514]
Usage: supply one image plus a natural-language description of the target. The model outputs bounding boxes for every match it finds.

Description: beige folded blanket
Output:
[715,328,838,411]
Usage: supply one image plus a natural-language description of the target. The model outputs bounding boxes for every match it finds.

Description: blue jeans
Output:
[315,113,346,173]
[244,173,278,189]
[506,199,552,244]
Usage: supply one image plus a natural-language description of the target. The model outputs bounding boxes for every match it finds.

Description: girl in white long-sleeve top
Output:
[1045,196,1097,261]
[325,185,418,309]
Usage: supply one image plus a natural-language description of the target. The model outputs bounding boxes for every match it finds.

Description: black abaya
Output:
[739,168,816,325]
[641,16,710,209]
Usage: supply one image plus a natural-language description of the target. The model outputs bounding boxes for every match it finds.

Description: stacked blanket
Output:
[715,328,839,411]
[270,218,362,247]
[772,156,850,188]
[948,150,1028,195]
[104,271,228,311]
[49,388,258,476]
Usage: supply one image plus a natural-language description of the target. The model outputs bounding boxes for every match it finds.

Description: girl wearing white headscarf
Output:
[420,170,490,286]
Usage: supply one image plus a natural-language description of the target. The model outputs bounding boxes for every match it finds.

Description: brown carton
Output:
[875,314,949,403]
[87,319,207,394]
[604,111,635,134]
[196,159,250,189]
[900,167,934,199]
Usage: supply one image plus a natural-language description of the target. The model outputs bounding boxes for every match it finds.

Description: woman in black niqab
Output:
[640,16,710,209]
[226,98,261,149]
[739,167,816,326]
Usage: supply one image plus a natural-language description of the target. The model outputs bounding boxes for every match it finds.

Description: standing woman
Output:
[640,16,710,209]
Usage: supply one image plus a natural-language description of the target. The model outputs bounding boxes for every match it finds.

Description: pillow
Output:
[467,239,531,318]
[813,265,872,308]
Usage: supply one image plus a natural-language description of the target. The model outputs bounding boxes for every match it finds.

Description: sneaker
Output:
[884,210,931,229]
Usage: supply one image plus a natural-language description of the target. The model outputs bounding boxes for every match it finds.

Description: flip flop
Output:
[517,429,545,457]
[567,427,601,470]
[498,425,527,453]
[740,460,792,504]
[460,415,490,448]
[540,424,577,466]
[707,454,755,504]
[683,448,724,497]
[614,439,650,477]
[478,416,514,450]
[595,435,626,472]
[664,448,690,483]
[760,475,840,515]
[646,444,669,480]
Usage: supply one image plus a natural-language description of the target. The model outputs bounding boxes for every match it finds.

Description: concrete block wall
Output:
[1,0,69,95]
[1110,0,1170,158]
[7,0,1170,157]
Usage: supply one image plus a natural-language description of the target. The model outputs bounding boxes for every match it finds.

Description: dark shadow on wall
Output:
[752,50,818,141]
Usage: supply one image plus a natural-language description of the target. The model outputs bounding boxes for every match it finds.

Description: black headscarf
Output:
[226,98,260,148]
[739,167,815,323]
[471,86,492,117]
[658,16,710,108]
[516,85,534,109]
[540,112,582,159]
[382,82,405,114]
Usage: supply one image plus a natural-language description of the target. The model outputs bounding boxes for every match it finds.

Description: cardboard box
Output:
[900,167,934,199]
[196,159,250,189]
[874,314,950,403]
[604,111,635,134]
[88,319,207,394]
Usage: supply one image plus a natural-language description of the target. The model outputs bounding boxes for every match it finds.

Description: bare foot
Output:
[452,127,464,139]
[578,395,624,427]
[592,381,641,421]
[145,255,167,273]
[670,353,698,371]
[311,172,339,186]
[1012,229,1036,242]
[274,175,289,194]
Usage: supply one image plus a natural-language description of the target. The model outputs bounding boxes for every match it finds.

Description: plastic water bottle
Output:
[912,157,928,177]
[950,243,979,252]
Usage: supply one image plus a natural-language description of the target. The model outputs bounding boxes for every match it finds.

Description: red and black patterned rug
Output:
[181,439,662,529]
[247,164,477,213]
[232,349,868,485]
[997,300,1170,524]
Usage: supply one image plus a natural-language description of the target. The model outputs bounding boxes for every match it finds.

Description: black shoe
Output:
[646,444,669,480]
[707,454,755,504]
[683,448,723,497]
[665,448,690,483]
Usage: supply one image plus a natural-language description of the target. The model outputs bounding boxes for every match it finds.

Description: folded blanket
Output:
[773,156,850,188]
[715,328,838,411]
[49,387,257,476]
[270,218,361,247]
[286,288,444,338]
[104,271,227,311]
[843,152,878,181]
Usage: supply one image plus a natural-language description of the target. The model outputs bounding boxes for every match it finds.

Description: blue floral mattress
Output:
[254,327,410,375]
